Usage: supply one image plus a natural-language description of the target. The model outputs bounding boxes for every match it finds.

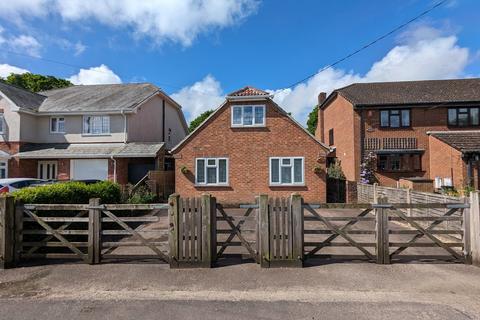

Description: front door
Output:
[38,161,58,180]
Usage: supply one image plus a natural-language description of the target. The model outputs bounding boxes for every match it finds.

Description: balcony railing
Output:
[364,137,418,150]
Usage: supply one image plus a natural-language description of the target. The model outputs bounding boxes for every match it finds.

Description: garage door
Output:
[71,159,108,181]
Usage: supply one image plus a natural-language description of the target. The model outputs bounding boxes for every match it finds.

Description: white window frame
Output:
[269,157,305,186]
[0,114,4,134]
[50,117,65,133]
[0,160,7,179]
[195,157,229,186]
[83,115,110,135]
[37,160,58,180]
[231,105,266,127]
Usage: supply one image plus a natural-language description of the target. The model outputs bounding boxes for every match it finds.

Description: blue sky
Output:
[0,0,479,124]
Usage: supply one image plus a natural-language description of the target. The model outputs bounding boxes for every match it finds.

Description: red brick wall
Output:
[428,135,466,189]
[174,99,328,203]
[319,95,360,181]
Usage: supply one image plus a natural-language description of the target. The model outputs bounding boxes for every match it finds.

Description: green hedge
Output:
[13,181,122,204]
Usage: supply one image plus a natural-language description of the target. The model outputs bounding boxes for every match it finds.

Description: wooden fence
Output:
[1,193,480,269]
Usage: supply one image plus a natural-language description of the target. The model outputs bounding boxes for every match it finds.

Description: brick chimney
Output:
[316,92,327,142]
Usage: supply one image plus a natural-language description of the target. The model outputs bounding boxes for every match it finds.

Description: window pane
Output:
[448,109,457,125]
[282,158,291,165]
[390,115,400,128]
[51,118,57,132]
[84,117,91,133]
[380,111,389,127]
[58,119,65,132]
[254,106,264,124]
[207,167,217,184]
[207,159,216,166]
[243,106,253,125]
[271,159,279,183]
[412,154,421,171]
[232,107,242,125]
[102,116,110,133]
[390,155,401,171]
[218,159,227,183]
[401,110,410,126]
[196,159,205,183]
[0,115,3,132]
[281,166,292,184]
[470,108,479,125]
[378,155,387,171]
[293,159,303,183]
[458,113,468,126]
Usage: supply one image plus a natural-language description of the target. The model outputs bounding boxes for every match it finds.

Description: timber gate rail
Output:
[1,193,480,269]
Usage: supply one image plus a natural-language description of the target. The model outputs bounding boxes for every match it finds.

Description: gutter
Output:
[110,155,117,183]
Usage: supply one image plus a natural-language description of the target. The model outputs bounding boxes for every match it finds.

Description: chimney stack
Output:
[318,92,327,106]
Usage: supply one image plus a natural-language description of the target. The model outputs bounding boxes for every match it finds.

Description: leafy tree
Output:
[306,105,318,135]
[327,158,346,180]
[1,73,72,92]
[189,109,214,132]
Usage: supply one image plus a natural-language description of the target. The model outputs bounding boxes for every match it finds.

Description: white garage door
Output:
[71,159,108,181]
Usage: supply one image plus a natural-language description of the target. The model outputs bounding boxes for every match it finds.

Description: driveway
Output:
[1,262,480,319]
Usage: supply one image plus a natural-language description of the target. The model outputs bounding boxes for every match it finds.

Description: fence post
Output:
[168,194,180,268]
[201,193,216,267]
[468,192,480,266]
[291,193,304,265]
[406,189,412,217]
[375,196,390,264]
[0,196,15,269]
[373,183,378,203]
[258,194,270,268]
[88,198,101,265]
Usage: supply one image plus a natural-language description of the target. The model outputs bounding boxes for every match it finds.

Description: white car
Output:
[0,178,48,193]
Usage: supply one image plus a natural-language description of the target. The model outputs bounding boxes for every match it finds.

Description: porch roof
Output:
[428,131,480,154]
[15,142,165,159]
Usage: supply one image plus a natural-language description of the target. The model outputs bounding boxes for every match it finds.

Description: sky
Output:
[0,0,479,125]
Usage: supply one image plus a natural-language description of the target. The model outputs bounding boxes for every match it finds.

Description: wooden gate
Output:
[17,201,170,264]
[168,194,216,268]
[216,202,258,264]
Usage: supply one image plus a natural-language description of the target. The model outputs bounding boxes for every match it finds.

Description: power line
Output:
[285,0,448,89]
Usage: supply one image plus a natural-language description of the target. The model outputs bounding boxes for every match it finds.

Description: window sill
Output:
[231,125,266,128]
[50,132,66,134]
[269,184,305,187]
[194,184,230,187]
[81,133,112,137]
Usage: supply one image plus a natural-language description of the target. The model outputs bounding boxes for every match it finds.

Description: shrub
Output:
[327,159,346,180]
[126,185,157,204]
[360,152,377,184]
[13,181,122,204]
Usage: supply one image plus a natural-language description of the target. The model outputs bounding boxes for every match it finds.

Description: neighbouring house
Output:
[316,78,480,190]
[0,82,188,195]
[171,86,329,203]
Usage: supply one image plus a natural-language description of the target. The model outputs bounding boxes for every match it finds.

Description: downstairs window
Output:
[377,153,422,172]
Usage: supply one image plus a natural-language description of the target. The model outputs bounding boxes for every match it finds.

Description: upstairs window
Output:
[380,109,410,128]
[448,108,479,126]
[50,117,65,133]
[83,115,110,135]
[328,128,334,146]
[270,157,304,185]
[231,105,265,127]
[196,158,228,185]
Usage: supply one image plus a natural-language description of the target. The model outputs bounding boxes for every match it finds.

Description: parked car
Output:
[0,178,48,193]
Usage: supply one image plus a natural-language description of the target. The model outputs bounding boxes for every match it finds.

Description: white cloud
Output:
[0,64,29,77]
[68,64,122,85]
[271,26,471,125]
[171,75,224,121]
[9,35,42,57]
[0,0,259,46]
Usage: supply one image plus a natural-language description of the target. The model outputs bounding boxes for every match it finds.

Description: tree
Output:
[360,152,377,184]
[306,105,318,135]
[327,158,346,180]
[1,73,72,92]
[188,109,214,132]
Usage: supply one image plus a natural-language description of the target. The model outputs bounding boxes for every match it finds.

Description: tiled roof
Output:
[38,83,160,112]
[428,131,480,153]
[0,82,46,111]
[16,142,164,159]
[227,86,271,97]
[330,78,480,107]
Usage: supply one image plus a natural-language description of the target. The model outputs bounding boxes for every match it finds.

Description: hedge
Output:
[13,181,122,204]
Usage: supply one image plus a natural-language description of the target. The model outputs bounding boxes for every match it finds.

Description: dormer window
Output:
[50,117,65,133]
[231,105,265,127]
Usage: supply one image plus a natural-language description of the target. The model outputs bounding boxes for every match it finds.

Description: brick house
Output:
[316,78,480,190]
[172,86,329,203]
[0,82,188,189]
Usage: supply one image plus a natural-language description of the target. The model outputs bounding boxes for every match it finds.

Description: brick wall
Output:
[174,99,328,203]
[428,135,466,189]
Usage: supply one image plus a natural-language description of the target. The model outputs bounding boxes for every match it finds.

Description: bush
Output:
[125,185,157,204]
[13,181,122,204]
[327,159,346,180]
